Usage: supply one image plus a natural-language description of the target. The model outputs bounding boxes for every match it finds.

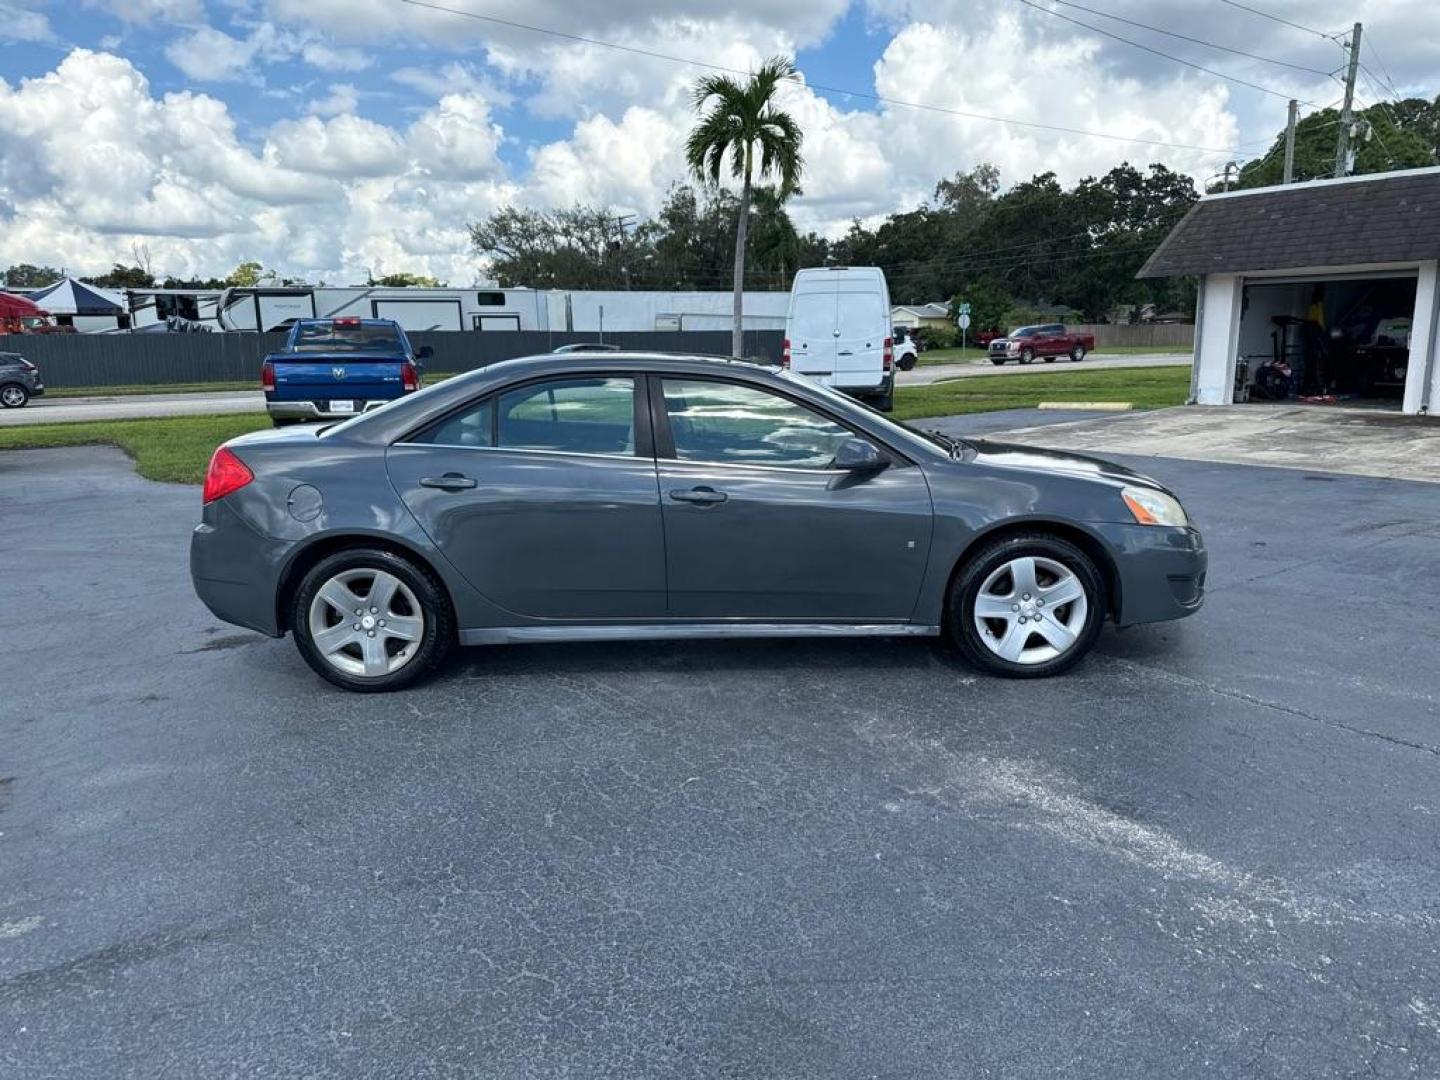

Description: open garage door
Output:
[1236,273,1417,408]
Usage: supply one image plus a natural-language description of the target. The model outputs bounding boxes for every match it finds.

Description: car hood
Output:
[963,438,1166,490]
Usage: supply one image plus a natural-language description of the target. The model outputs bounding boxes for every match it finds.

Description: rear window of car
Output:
[292,322,404,352]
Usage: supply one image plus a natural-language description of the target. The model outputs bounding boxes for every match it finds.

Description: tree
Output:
[2,264,62,288]
[370,272,444,287]
[226,261,269,288]
[686,56,804,357]
[85,263,154,289]
[471,206,632,289]
[1237,100,1436,189]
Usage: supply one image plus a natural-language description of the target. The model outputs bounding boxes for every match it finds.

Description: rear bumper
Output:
[190,500,293,636]
[1094,523,1207,627]
[265,398,391,421]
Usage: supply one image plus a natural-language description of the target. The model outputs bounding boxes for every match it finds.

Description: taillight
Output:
[402,361,419,392]
[202,446,254,505]
[260,360,275,391]
[882,336,894,373]
[781,338,791,369]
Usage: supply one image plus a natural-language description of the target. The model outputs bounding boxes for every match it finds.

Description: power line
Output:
[1029,0,1334,77]
[1213,0,1338,41]
[1015,0,1324,105]
[1361,38,1405,100]
[396,0,1251,157]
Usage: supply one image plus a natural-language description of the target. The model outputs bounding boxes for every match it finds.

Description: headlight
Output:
[1121,485,1188,527]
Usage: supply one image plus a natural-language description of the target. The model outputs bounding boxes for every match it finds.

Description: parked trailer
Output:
[127,286,791,335]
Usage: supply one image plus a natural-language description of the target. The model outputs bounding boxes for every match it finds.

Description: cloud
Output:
[0,2,55,43]
[307,83,361,117]
[82,0,206,22]
[268,114,408,177]
[164,21,372,83]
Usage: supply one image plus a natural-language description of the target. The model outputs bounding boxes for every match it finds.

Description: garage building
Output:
[1139,166,1440,415]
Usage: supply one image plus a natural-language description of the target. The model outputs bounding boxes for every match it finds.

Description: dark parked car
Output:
[192,353,1205,691]
[552,343,621,354]
[0,352,44,408]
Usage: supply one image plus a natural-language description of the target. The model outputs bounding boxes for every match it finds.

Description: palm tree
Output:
[686,57,804,358]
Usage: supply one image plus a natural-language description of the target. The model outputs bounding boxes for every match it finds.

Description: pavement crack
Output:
[1107,657,1440,758]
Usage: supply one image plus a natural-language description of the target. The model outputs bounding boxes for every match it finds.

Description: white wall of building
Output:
[1193,274,1242,405]
[1407,261,1440,415]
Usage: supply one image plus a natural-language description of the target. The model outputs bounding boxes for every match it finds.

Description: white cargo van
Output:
[783,267,895,410]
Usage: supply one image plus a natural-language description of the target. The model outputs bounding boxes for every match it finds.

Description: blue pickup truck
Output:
[262,317,432,426]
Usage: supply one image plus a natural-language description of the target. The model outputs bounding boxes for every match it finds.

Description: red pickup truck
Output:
[987,323,1094,365]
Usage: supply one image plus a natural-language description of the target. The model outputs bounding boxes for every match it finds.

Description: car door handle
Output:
[837,350,854,356]
[668,486,727,505]
[419,472,477,491]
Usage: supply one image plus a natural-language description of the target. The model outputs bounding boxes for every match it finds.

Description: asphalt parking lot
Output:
[2,439,1438,1078]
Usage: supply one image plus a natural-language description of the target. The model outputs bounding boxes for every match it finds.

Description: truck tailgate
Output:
[270,358,404,400]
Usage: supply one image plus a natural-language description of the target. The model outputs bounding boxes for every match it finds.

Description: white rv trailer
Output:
[126,286,790,334]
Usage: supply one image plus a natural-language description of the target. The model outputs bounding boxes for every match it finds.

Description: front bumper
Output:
[190,499,294,637]
[1093,523,1207,627]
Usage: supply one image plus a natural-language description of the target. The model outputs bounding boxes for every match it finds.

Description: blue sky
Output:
[0,0,1430,282]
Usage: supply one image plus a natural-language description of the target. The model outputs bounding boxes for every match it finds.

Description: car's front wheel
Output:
[990,357,1006,366]
[291,548,453,692]
[948,533,1105,678]
[0,383,29,408]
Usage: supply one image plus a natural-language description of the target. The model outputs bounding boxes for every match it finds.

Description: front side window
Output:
[662,379,854,469]
[498,377,636,456]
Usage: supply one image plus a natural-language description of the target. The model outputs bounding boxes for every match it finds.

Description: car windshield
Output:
[293,322,403,352]
[1009,326,1037,337]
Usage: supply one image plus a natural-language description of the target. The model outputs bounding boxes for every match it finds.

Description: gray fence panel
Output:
[0,330,784,389]
[1070,324,1194,348]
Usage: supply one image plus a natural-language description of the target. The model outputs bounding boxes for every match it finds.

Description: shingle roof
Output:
[1137,167,1440,278]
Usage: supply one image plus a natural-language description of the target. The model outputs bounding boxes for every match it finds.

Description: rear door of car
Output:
[787,279,839,383]
[649,374,933,621]
[386,373,667,620]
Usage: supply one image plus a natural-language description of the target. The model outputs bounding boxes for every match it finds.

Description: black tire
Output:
[272,418,297,428]
[0,383,29,409]
[1070,344,1086,362]
[897,352,917,372]
[946,533,1106,679]
[872,376,895,412]
[1044,355,1055,363]
[291,547,454,692]
[1020,348,1035,365]
[990,358,1006,366]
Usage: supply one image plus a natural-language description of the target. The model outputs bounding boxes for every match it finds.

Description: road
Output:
[2,354,1191,426]
[2,433,1436,1079]
[900,351,1190,385]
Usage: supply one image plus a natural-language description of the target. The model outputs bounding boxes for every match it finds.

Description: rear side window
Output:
[498,377,636,456]
[838,292,885,332]
[293,322,403,352]
[415,400,494,447]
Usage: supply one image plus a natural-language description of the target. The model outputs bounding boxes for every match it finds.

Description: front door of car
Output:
[386,374,667,620]
[651,376,934,621]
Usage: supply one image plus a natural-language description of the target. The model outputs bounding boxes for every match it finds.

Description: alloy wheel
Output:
[972,555,1088,665]
[1,386,26,407]
[307,568,425,678]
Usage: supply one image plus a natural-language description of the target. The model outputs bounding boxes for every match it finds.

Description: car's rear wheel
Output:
[1070,344,1086,362]
[291,548,453,692]
[947,533,1105,678]
[1020,347,1035,364]
[1,384,29,408]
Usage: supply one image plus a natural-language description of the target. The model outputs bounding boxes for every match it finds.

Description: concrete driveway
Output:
[967,404,1440,484]
[2,444,1438,1078]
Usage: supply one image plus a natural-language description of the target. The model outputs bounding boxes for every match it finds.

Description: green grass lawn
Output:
[0,413,271,484]
[893,365,1190,421]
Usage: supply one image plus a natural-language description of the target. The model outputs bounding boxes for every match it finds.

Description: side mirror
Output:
[416,345,434,360]
[833,437,885,471]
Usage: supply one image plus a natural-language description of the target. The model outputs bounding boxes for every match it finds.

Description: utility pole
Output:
[1334,22,1363,178]
[1221,161,1239,192]
[1283,99,1298,183]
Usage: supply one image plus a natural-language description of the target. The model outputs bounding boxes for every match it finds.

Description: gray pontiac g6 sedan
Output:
[191,353,1205,691]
